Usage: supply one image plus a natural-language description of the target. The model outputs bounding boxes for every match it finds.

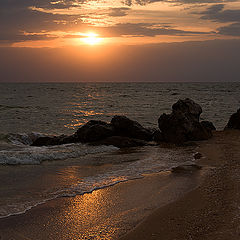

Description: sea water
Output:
[0,82,239,218]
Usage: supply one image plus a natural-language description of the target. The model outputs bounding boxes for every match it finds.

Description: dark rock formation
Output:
[158,98,212,143]
[91,136,148,148]
[32,117,153,147]
[111,116,152,141]
[201,121,216,131]
[225,109,240,130]
[31,135,77,146]
[152,130,164,142]
[172,98,202,120]
[75,120,115,142]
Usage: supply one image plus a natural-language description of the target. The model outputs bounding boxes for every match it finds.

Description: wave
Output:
[0,132,45,145]
[0,104,29,111]
[0,143,197,219]
[7,132,45,145]
[0,176,130,219]
[0,142,119,165]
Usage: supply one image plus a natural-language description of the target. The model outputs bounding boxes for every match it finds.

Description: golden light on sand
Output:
[82,32,103,45]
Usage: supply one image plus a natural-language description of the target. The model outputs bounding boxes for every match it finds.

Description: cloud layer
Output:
[0,0,240,45]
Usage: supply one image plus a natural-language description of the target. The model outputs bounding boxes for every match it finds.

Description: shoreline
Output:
[0,130,239,239]
[0,163,202,239]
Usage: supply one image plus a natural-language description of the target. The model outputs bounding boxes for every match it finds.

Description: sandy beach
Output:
[121,130,240,240]
[0,130,240,239]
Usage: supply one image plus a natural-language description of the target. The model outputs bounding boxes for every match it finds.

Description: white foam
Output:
[7,132,46,145]
[0,143,119,165]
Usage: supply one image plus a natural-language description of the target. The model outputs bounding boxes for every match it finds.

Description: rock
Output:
[75,120,114,143]
[171,164,202,173]
[152,130,164,142]
[158,98,212,143]
[91,136,148,148]
[31,134,77,146]
[225,109,240,129]
[172,98,202,121]
[201,121,216,131]
[111,116,152,141]
[194,152,202,160]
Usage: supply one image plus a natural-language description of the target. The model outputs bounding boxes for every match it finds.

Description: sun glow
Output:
[82,32,103,45]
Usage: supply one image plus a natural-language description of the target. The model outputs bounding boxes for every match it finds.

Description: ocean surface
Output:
[0,82,239,229]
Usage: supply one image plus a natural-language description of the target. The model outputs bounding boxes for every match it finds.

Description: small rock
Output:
[171,164,202,173]
[194,152,202,159]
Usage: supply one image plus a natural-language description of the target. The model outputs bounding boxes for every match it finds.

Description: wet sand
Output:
[1,130,239,239]
[0,169,200,239]
[120,130,240,240]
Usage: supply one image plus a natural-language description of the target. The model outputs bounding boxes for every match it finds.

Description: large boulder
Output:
[172,98,202,121]
[225,109,240,130]
[111,116,152,141]
[75,120,115,142]
[158,98,212,143]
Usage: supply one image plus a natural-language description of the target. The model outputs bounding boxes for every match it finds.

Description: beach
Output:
[121,130,240,240]
[0,130,239,239]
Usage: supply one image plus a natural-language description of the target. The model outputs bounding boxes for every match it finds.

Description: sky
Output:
[0,0,240,82]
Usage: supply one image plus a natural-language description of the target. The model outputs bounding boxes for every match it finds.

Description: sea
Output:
[0,82,239,228]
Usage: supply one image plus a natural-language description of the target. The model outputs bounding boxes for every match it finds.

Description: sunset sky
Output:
[0,0,240,82]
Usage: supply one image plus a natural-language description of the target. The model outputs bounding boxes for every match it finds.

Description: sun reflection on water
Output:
[64,190,120,239]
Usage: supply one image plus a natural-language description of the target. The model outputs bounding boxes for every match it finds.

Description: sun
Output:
[82,32,102,45]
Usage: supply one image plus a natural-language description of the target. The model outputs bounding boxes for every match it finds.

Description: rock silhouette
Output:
[225,109,240,130]
[158,98,212,143]
[32,99,216,147]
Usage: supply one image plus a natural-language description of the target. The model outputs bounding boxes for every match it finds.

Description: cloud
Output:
[100,23,209,37]
[200,4,240,22]
[123,0,237,6]
[218,22,240,36]
[0,0,86,44]
[0,33,57,43]
[0,0,239,44]
[108,8,131,17]
[198,3,240,36]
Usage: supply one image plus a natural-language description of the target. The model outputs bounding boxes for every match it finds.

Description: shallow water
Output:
[0,145,195,218]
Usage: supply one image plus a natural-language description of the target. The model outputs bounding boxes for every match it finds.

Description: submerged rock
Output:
[111,115,152,141]
[75,120,114,142]
[225,109,240,130]
[158,98,212,143]
[91,136,148,148]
